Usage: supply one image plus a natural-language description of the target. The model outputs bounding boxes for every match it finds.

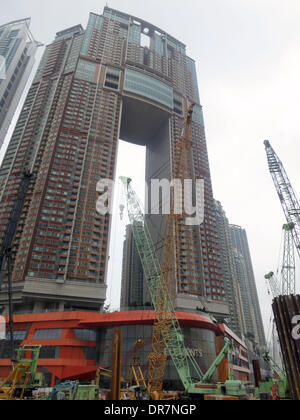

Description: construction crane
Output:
[120,103,198,398]
[265,223,296,297]
[129,340,147,390]
[127,340,177,400]
[146,103,197,395]
[264,140,300,264]
[121,103,198,398]
[265,272,281,299]
[120,176,246,398]
[281,223,296,295]
[120,104,246,398]
[120,175,200,396]
[258,352,290,400]
[263,352,286,382]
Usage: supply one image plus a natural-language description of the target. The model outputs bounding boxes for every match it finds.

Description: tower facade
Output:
[215,201,245,337]
[0,8,226,315]
[120,224,144,310]
[230,225,267,348]
[0,18,39,146]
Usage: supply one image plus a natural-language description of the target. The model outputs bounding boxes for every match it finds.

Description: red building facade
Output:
[0,311,250,388]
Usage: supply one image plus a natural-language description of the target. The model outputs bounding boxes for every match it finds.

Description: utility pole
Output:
[6,248,15,366]
[0,171,32,366]
[110,329,122,400]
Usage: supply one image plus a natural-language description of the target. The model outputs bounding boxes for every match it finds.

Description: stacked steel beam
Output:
[272,295,300,400]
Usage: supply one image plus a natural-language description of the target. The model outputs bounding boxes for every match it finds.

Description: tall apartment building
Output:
[0,18,39,146]
[232,249,253,337]
[215,201,245,337]
[0,7,226,316]
[230,225,267,348]
[120,224,144,310]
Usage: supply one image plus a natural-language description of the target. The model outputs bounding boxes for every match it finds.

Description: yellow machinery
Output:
[129,340,147,390]
[0,362,31,400]
[0,345,42,400]
[128,340,177,400]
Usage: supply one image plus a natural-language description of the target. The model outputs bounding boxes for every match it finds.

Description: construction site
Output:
[0,4,299,402]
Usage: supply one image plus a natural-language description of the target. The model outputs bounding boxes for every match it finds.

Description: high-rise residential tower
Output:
[0,7,227,316]
[120,224,144,310]
[0,18,40,146]
[232,249,253,337]
[230,225,267,348]
[215,201,245,337]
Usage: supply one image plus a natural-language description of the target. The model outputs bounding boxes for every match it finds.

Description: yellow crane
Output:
[129,340,147,389]
[147,103,196,397]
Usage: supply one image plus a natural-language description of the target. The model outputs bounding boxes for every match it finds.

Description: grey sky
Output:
[2,0,300,343]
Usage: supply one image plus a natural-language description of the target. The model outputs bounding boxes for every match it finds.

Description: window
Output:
[9,29,20,38]
[39,346,60,359]
[129,23,141,44]
[0,330,27,358]
[104,67,120,90]
[75,59,97,83]
[173,92,183,115]
[33,329,62,340]
[124,68,173,109]
[6,330,27,341]
[141,32,150,49]
[74,329,97,341]
[82,347,96,360]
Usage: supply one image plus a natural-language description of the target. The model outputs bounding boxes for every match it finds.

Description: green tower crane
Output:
[120,177,246,398]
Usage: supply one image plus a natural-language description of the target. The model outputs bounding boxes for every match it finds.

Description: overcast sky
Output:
[2,0,300,342]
